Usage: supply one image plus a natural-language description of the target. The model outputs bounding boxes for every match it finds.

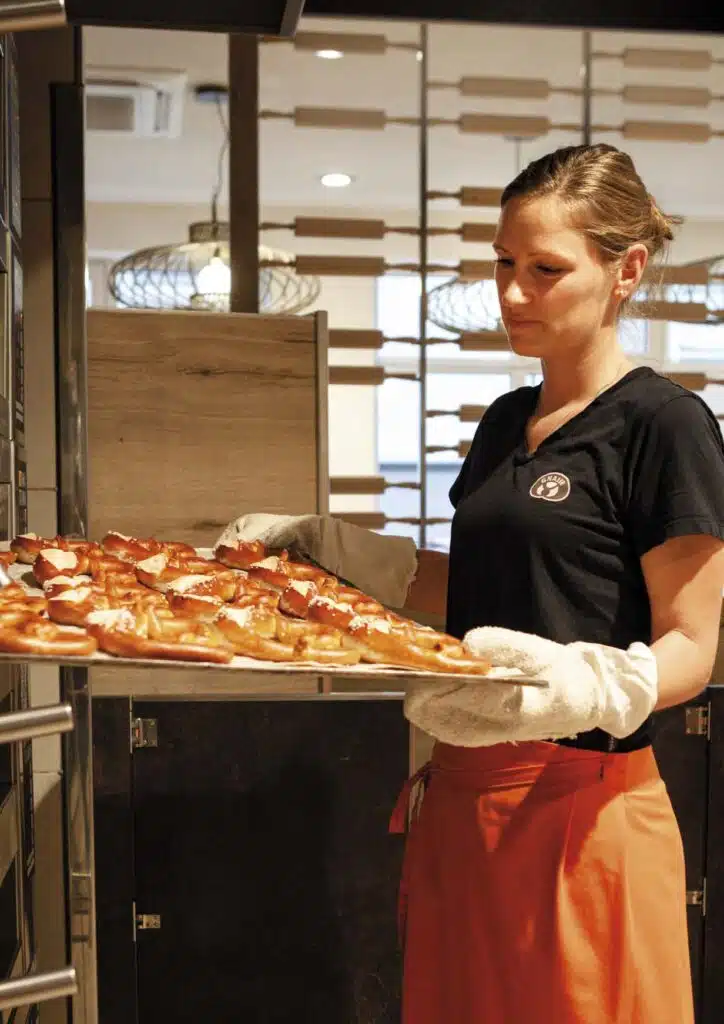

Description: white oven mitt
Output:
[403,626,658,748]
[215,513,418,609]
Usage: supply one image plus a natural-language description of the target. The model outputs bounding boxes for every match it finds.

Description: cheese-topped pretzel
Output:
[47,584,170,628]
[42,575,93,598]
[246,555,329,592]
[214,605,360,666]
[100,531,162,563]
[214,540,269,570]
[86,607,234,664]
[11,533,59,564]
[166,570,243,603]
[33,548,85,585]
[135,553,229,592]
[0,618,97,658]
[343,616,492,675]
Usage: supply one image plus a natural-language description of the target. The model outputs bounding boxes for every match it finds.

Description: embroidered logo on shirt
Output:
[529,472,571,502]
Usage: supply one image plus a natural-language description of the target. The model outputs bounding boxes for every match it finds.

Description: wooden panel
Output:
[89,666,319,698]
[295,217,386,240]
[87,309,322,547]
[622,120,711,143]
[460,222,497,244]
[330,475,386,495]
[622,47,712,71]
[664,372,708,391]
[328,329,384,350]
[459,404,487,422]
[457,259,497,281]
[460,76,550,99]
[458,330,510,351]
[656,264,710,286]
[329,366,386,386]
[639,301,709,321]
[296,255,386,277]
[294,106,386,130]
[622,84,711,107]
[459,186,503,207]
[459,113,550,137]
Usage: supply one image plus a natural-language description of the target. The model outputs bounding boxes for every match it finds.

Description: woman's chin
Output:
[505,331,545,358]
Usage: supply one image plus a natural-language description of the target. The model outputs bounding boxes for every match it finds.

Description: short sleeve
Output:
[627,394,724,556]
[449,450,472,509]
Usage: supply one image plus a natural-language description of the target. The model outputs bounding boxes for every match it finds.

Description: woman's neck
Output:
[538,335,632,414]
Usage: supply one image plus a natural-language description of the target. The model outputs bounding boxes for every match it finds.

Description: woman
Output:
[220,144,724,1022]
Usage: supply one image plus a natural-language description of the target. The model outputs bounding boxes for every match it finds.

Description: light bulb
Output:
[196,254,231,297]
[320,172,353,188]
[315,49,343,59]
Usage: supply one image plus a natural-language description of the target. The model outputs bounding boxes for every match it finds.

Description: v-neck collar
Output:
[520,366,654,458]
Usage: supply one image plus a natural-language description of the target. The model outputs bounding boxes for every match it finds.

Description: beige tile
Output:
[22,201,57,489]
[27,488,58,536]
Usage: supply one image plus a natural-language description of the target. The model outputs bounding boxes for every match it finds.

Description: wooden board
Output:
[86,309,325,548]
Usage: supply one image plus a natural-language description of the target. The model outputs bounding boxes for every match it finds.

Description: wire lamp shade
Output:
[108,221,321,315]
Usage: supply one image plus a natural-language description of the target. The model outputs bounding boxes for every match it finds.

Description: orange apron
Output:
[390,740,694,1024]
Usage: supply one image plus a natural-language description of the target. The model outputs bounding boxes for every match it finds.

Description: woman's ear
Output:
[614,243,649,302]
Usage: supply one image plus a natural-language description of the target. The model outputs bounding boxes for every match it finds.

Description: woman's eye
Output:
[495,257,514,267]
[537,265,562,275]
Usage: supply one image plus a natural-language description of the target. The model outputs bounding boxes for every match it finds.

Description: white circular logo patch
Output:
[530,472,571,502]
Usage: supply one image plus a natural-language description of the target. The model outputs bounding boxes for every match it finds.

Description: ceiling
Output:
[83,16,724,222]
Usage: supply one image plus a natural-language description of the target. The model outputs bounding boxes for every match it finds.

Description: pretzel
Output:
[0,618,97,658]
[101,531,162,563]
[342,617,491,675]
[86,607,234,664]
[0,551,17,568]
[246,555,330,592]
[214,605,360,666]
[33,548,85,585]
[214,540,269,570]
[278,579,319,618]
[166,570,244,602]
[42,575,93,598]
[135,553,229,592]
[10,533,58,564]
[166,591,225,622]
[47,586,109,627]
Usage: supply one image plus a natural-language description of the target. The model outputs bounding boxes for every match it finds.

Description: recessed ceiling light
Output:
[416,50,423,62]
[320,172,353,188]
[316,48,343,60]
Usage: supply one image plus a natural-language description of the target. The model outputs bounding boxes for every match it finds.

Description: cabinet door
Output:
[652,697,710,1022]
[131,700,407,1024]
[703,687,724,1024]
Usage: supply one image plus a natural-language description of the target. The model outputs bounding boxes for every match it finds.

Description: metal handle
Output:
[0,0,66,31]
[0,968,77,1011]
[0,703,74,745]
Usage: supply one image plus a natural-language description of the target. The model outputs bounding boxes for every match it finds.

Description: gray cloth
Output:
[215,513,418,609]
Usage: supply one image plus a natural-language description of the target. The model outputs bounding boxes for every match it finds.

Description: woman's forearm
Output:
[651,628,717,710]
[403,548,449,620]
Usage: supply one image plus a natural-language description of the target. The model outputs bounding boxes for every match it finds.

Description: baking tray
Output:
[0,551,546,687]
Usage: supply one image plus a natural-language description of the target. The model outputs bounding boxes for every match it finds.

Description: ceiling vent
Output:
[85,67,187,138]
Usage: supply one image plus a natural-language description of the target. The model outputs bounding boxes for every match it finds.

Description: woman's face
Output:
[493,194,637,360]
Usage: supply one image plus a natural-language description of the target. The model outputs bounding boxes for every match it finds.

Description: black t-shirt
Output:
[447,366,724,750]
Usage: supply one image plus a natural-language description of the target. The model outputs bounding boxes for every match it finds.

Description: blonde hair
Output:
[500,144,680,310]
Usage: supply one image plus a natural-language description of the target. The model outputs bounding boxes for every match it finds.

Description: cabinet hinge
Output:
[685,705,710,738]
[686,880,706,916]
[130,716,158,750]
[134,913,161,937]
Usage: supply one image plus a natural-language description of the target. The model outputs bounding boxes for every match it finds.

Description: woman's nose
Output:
[501,278,528,306]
